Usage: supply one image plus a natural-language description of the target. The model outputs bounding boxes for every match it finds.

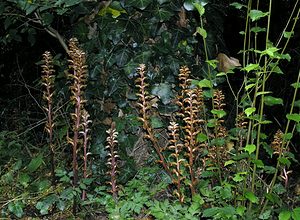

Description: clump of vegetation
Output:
[1,0,300,219]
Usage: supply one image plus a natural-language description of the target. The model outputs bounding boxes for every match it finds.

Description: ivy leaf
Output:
[264,96,283,106]
[250,27,266,33]
[8,202,24,218]
[236,206,246,216]
[244,107,256,117]
[193,2,205,16]
[279,210,291,220]
[286,114,300,123]
[126,0,151,10]
[249,10,269,22]
[150,116,164,129]
[202,207,220,217]
[151,83,173,105]
[244,144,256,154]
[245,191,258,204]
[155,8,173,22]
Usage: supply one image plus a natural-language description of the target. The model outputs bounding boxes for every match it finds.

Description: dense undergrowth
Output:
[1,0,300,219]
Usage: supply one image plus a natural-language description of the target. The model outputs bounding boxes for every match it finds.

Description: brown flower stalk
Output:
[182,87,203,195]
[106,122,119,200]
[67,38,88,188]
[80,109,91,200]
[135,64,171,177]
[168,122,185,203]
[41,51,56,186]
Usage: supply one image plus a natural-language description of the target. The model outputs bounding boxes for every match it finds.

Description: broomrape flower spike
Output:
[41,51,56,186]
[106,122,119,200]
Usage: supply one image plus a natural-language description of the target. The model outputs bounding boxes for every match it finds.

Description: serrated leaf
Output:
[249,10,269,22]
[244,144,256,154]
[245,191,258,204]
[279,210,291,220]
[264,96,283,106]
[286,114,300,123]
[245,107,256,117]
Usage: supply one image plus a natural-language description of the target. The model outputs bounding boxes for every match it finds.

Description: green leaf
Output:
[291,82,300,89]
[150,116,164,129]
[259,210,271,219]
[245,83,255,91]
[244,144,256,154]
[196,133,208,143]
[230,2,245,9]
[264,96,283,106]
[245,107,256,117]
[250,27,266,33]
[279,210,291,220]
[126,0,151,10]
[236,206,246,216]
[292,207,300,220]
[155,8,173,22]
[286,114,300,123]
[261,47,280,57]
[233,173,244,182]
[198,79,212,88]
[196,27,207,38]
[249,10,269,22]
[252,159,264,168]
[242,63,260,72]
[151,83,173,105]
[19,173,30,188]
[27,155,44,173]
[202,207,220,217]
[224,160,235,167]
[8,201,24,218]
[283,31,294,38]
[256,91,272,97]
[278,157,291,167]
[245,191,258,204]
[193,2,205,16]
[211,109,226,118]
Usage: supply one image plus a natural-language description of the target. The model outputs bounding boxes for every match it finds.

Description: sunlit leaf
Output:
[249,10,269,22]
[245,107,256,117]
[245,191,258,204]
[230,2,245,9]
[196,27,207,38]
[198,79,212,88]
[283,31,294,38]
[244,144,256,154]
[242,63,260,72]
[286,114,300,123]
[279,210,291,220]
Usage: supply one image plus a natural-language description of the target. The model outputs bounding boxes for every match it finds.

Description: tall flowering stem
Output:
[106,122,119,200]
[41,51,56,186]
[80,109,91,200]
[135,64,171,177]
[168,122,185,203]
[67,38,88,188]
